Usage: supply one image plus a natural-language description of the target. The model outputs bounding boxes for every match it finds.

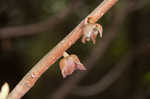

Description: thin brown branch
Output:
[50,2,127,99]
[7,0,118,99]
[49,1,150,98]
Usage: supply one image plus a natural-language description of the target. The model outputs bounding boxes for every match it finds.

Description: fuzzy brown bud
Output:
[59,54,86,78]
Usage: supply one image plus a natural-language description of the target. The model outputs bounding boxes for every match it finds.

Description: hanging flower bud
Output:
[59,52,86,78]
[81,17,103,44]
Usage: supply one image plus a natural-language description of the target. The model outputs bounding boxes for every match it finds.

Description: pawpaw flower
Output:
[81,17,103,44]
[59,52,86,78]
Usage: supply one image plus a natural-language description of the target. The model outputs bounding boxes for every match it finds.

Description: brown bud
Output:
[82,17,103,44]
[59,54,86,78]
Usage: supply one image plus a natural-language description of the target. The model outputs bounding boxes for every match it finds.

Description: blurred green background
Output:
[0,0,150,99]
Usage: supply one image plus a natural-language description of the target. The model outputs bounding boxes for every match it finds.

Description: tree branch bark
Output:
[8,0,118,99]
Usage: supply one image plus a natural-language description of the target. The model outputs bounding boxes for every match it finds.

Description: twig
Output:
[8,0,118,99]
[50,0,149,98]
[50,2,127,99]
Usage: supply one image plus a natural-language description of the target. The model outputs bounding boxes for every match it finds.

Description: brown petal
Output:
[71,55,86,70]
[59,57,75,78]
[59,54,86,78]
[81,36,86,44]
[91,31,98,44]
[96,24,103,38]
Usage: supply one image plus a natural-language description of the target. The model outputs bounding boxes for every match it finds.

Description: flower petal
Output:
[59,54,86,78]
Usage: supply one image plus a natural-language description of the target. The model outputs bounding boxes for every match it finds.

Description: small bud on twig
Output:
[82,17,103,44]
[59,52,86,78]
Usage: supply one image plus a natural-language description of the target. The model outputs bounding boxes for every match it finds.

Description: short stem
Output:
[63,52,70,57]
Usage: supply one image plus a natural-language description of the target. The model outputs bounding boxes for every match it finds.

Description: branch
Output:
[50,3,127,99]
[49,1,148,98]
[8,0,118,99]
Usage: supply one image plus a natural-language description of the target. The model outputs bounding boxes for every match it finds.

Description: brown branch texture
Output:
[7,0,118,99]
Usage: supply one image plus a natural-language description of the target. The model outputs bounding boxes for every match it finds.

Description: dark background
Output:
[0,0,150,99]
